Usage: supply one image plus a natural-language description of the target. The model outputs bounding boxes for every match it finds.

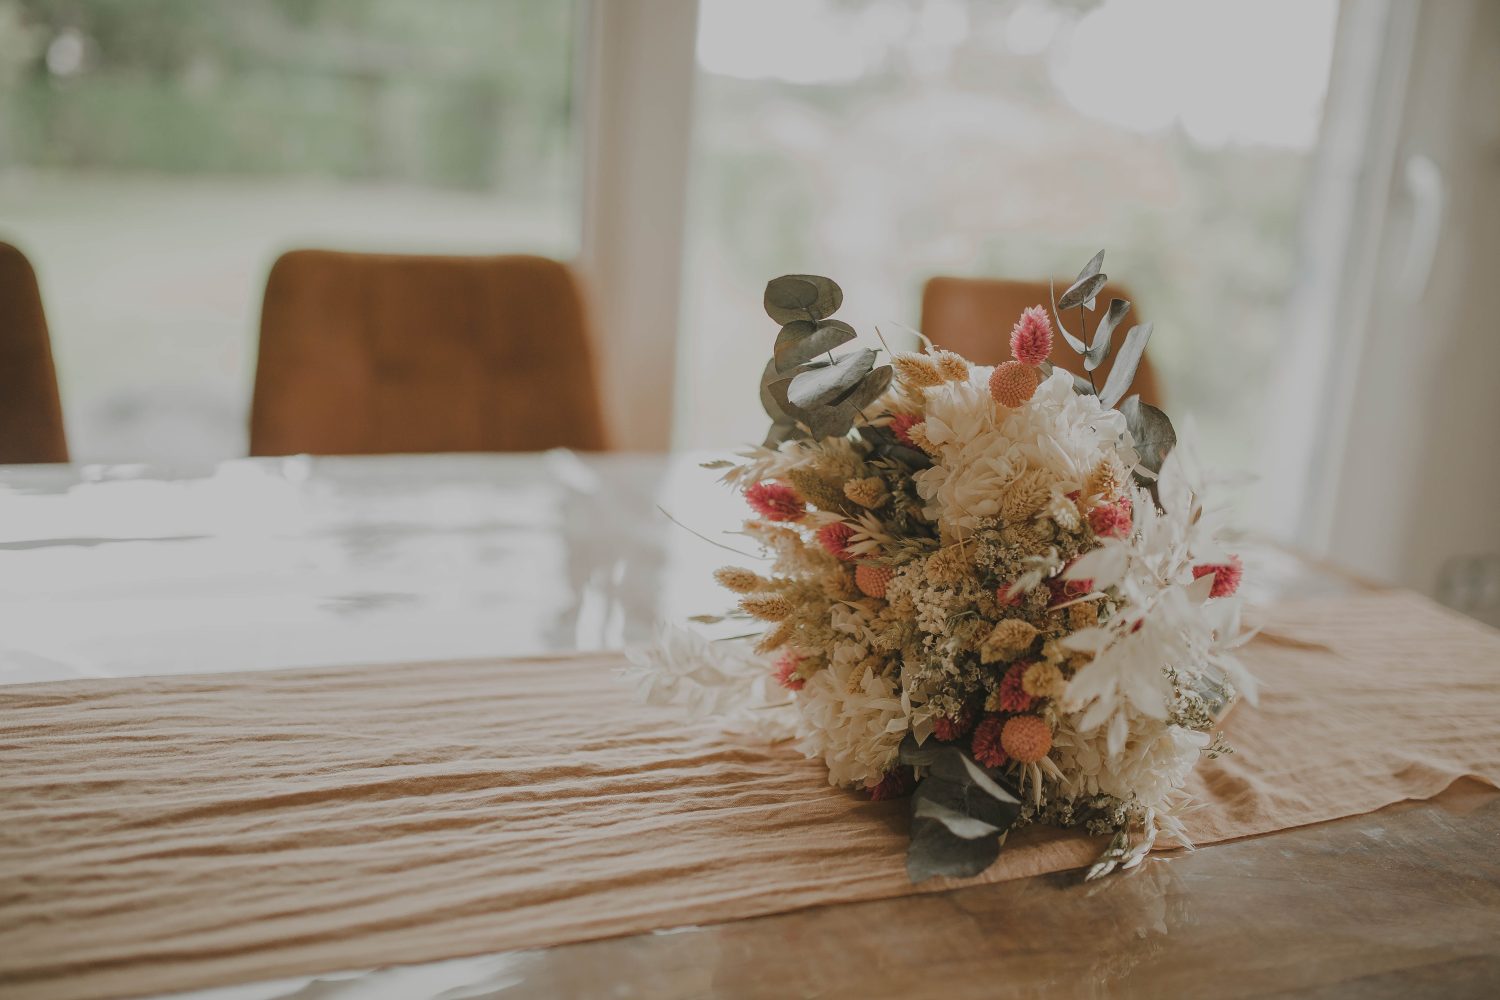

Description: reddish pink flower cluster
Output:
[998,662,1034,713]
[1049,571,1092,605]
[1088,496,1133,539]
[773,651,805,691]
[745,481,805,522]
[816,521,856,561]
[868,766,916,801]
[1192,555,1244,598]
[932,708,975,742]
[1010,305,1054,366]
[995,583,1024,607]
[889,412,922,448]
[971,714,1010,768]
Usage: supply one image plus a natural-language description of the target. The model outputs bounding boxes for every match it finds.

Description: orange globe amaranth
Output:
[855,563,894,599]
[989,360,1040,408]
[1000,714,1052,764]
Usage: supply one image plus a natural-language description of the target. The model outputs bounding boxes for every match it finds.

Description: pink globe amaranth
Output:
[773,651,805,691]
[1088,496,1134,539]
[971,714,1010,768]
[997,661,1034,713]
[868,766,915,801]
[1192,555,1244,598]
[1010,305,1054,366]
[744,481,805,522]
[816,521,856,561]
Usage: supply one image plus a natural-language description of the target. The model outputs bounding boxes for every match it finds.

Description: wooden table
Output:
[3,453,1496,999]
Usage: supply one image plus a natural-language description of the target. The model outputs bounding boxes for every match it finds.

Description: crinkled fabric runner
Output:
[2,590,1498,1000]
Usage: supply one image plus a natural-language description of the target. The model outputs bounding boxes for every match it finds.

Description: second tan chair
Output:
[250,251,607,456]
[920,276,1162,408]
[0,241,69,464]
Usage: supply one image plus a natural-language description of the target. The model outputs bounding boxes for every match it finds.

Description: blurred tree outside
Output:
[0,0,579,463]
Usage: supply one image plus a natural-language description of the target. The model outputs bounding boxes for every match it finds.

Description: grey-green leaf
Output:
[773,319,856,373]
[1074,249,1105,284]
[907,817,1001,882]
[1049,278,1087,354]
[764,274,843,324]
[1058,272,1108,311]
[1097,322,1154,409]
[1083,298,1132,371]
[786,347,876,410]
[831,363,891,410]
[1120,394,1176,475]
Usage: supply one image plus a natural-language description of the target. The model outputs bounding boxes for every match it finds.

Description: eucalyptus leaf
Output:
[1074,249,1106,284]
[1083,298,1131,372]
[1097,322,1154,409]
[773,319,857,373]
[787,348,876,410]
[1049,278,1087,354]
[1119,394,1176,476]
[764,274,843,324]
[762,420,801,448]
[907,817,1001,882]
[912,784,1001,840]
[1058,272,1108,312]
[830,363,891,410]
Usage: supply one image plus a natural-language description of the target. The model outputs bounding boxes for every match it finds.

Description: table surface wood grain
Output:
[2,453,1495,1000]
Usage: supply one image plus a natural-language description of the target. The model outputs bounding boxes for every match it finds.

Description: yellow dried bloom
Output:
[822,568,859,601]
[846,655,884,693]
[1022,661,1066,699]
[713,566,765,594]
[892,352,944,389]
[924,545,973,587]
[1067,601,1099,629]
[905,421,939,456]
[740,594,793,621]
[984,687,1004,712]
[743,520,802,556]
[1067,650,1094,671]
[1049,493,1081,532]
[999,469,1052,522]
[932,350,971,381]
[754,620,794,654]
[1084,457,1125,502]
[843,476,888,510]
[980,618,1039,663]
[786,468,848,514]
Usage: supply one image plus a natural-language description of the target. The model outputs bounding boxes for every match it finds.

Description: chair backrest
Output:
[919,276,1162,408]
[250,251,607,456]
[0,242,68,464]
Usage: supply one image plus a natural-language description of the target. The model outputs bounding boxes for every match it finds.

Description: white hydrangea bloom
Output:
[915,368,1135,538]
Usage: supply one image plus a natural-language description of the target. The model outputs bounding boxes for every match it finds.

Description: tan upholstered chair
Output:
[250,251,607,456]
[920,276,1162,408]
[0,242,68,464]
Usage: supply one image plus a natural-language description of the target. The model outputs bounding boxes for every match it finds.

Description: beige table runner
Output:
[2,590,1498,1000]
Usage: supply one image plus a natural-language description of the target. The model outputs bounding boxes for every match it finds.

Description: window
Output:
[675,0,1342,488]
[0,0,580,463]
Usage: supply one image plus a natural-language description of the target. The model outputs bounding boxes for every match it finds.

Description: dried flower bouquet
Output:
[628,252,1254,881]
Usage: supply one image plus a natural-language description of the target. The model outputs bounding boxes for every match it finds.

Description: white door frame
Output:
[575,0,701,452]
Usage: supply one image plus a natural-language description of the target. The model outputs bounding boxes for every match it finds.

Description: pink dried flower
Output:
[932,708,975,742]
[889,413,921,448]
[868,766,915,801]
[773,651,805,691]
[1193,555,1244,598]
[816,522,857,561]
[989,360,1039,408]
[995,583,1024,607]
[1010,305,1054,366]
[1088,496,1134,539]
[745,481,805,522]
[971,715,1010,768]
[998,662,1034,713]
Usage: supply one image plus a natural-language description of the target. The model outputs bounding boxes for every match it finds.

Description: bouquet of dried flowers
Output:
[627,252,1254,880]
